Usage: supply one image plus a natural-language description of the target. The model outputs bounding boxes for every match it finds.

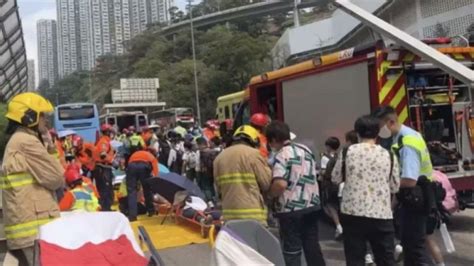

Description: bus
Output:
[216,90,248,122]
[148,108,194,128]
[54,103,100,143]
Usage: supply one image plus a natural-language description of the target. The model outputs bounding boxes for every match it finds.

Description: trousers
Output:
[126,161,154,220]
[399,205,433,266]
[278,211,326,266]
[92,165,114,211]
[341,214,395,266]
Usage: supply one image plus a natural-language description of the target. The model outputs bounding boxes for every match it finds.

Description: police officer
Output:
[373,106,433,265]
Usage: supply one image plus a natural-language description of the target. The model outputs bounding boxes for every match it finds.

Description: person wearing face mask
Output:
[373,106,434,266]
[266,121,325,266]
[2,93,65,265]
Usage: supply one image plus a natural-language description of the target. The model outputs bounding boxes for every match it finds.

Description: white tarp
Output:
[211,228,273,266]
[39,212,144,256]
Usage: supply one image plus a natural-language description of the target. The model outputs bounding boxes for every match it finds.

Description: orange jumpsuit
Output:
[128,150,159,177]
[95,136,115,165]
[76,143,96,171]
[258,133,269,159]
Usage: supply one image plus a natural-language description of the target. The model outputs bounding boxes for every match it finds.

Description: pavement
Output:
[159,209,474,266]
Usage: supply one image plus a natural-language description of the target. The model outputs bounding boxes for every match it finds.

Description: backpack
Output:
[200,149,220,178]
[158,139,171,166]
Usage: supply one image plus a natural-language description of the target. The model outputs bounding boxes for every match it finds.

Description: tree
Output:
[37,79,51,99]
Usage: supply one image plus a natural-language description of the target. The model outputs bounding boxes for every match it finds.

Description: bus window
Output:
[224,106,230,119]
[137,114,148,128]
[54,104,99,143]
[233,100,250,130]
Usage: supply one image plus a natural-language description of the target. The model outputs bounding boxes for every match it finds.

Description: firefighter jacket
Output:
[213,143,272,224]
[1,127,64,250]
[95,136,115,165]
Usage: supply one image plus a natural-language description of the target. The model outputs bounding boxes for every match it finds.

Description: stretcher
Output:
[173,206,222,238]
[32,212,164,266]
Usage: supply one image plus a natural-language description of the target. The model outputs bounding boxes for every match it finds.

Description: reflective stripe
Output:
[72,188,100,212]
[223,208,267,221]
[392,134,433,181]
[5,218,53,239]
[217,173,257,185]
[0,173,36,190]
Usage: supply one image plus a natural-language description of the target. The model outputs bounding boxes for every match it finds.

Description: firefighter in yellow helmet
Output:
[213,125,272,224]
[2,92,64,265]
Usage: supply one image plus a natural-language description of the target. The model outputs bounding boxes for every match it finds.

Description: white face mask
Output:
[378,125,392,139]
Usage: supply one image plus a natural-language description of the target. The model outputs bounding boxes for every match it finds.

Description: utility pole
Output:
[293,0,300,27]
[188,0,201,125]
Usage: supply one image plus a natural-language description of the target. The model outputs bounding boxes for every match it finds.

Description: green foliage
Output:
[51,5,277,121]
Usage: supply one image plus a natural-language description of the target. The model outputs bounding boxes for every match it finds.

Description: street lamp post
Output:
[188,0,202,125]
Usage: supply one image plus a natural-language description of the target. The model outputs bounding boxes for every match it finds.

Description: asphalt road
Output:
[159,209,474,266]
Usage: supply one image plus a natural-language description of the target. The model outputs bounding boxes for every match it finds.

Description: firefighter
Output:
[249,113,270,159]
[60,166,100,212]
[213,125,272,224]
[93,123,115,211]
[374,106,435,265]
[72,135,96,176]
[126,150,159,221]
[2,92,64,265]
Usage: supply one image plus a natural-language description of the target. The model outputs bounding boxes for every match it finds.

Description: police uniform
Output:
[392,125,433,265]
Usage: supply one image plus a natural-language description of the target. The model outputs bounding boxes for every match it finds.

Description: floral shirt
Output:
[332,143,400,219]
[272,142,321,217]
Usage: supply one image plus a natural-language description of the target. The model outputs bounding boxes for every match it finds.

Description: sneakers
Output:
[394,244,403,262]
[365,254,374,265]
[335,224,343,240]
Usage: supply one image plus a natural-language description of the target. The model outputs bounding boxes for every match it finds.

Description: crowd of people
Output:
[1,92,450,266]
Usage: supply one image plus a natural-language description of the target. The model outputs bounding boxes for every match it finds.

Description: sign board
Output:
[112,88,158,103]
[120,78,159,90]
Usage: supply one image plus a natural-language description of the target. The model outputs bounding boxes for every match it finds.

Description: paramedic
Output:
[60,166,100,212]
[2,92,64,265]
[93,124,115,211]
[127,150,159,221]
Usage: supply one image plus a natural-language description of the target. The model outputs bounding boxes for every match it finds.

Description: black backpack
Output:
[159,139,171,166]
[200,149,220,178]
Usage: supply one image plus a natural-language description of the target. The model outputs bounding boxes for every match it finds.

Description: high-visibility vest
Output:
[1,173,55,240]
[71,186,100,212]
[392,133,433,181]
[129,134,144,149]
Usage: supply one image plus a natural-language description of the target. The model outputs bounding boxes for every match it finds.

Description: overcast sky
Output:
[17,0,188,85]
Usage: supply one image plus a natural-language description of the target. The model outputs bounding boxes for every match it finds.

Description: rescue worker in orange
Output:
[250,113,270,159]
[2,93,64,265]
[93,124,116,211]
[126,150,159,221]
[203,122,216,141]
[59,165,100,212]
[72,135,96,176]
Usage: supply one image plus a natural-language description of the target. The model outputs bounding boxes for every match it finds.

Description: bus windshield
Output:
[54,103,100,143]
[58,105,95,120]
[176,108,193,116]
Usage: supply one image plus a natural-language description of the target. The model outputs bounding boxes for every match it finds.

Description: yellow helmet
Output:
[233,125,260,147]
[6,92,54,127]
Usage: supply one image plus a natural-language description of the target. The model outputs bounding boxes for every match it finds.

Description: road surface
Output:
[159,209,474,266]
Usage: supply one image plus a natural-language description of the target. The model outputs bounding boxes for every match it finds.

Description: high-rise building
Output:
[27,60,35,91]
[149,0,174,24]
[56,0,174,75]
[37,19,58,87]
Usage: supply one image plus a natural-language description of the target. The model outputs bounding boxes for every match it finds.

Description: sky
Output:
[17,0,188,86]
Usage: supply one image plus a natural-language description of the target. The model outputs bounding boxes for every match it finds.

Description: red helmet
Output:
[128,126,136,133]
[250,113,269,127]
[64,165,82,185]
[101,123,112,132]
[72,135,83,148]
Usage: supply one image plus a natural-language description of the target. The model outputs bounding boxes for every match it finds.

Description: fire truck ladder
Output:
[335,0,474,87]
